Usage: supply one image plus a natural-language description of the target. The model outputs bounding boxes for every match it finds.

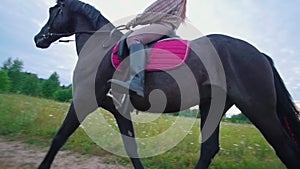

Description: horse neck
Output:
[73,13,115,55]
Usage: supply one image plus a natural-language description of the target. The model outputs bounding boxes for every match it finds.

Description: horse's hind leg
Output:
[241,102,300,169]
[195,97,233,169]
[232,85,300,168]
[38,103,81,169]
[231,57,300,168]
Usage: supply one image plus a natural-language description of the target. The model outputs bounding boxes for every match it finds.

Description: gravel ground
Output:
[0,138,131,169]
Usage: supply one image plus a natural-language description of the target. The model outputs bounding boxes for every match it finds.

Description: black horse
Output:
[34,0,300,168]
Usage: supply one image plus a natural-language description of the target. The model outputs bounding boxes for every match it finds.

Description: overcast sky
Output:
[0,0,299,102]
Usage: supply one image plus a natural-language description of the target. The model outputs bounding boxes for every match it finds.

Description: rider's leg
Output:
[126,23,173,46]
[109,24,173,97]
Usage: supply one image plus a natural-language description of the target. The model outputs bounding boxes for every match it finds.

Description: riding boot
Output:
[109,44,146,97]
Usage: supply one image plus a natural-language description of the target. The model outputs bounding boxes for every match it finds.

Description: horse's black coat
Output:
[35,0,300,168]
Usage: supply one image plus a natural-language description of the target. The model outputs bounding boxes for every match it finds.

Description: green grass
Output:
[0,94,285,169]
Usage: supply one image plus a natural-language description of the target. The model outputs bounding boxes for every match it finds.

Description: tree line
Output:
[172,107,250,123]
[0,58,72,102]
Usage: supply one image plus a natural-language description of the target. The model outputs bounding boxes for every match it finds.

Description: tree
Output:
[1,57,12,70]
[21,73,40,96]
[0,70,11,92]
[42,72,60,99]
[53,85,72,102]
[2,58,24,93]
[226,114,250,124]
[173,109,200,118]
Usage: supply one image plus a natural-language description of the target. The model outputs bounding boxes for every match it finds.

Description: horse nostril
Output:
[34,35,43,45]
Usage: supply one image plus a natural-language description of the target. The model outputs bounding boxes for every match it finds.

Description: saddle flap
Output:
[111,39,190,72]
[147,39,190,71]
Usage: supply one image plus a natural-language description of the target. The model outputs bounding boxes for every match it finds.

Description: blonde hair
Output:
[181,0,187,21]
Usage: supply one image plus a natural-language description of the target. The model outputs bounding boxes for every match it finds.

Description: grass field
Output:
[0,94,285,169]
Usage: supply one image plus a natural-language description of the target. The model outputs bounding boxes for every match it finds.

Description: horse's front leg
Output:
[194,100,221,169]
[114,110,144,168]
[38,102,82,169]
[195,98,233,169]
[101,95,144,169]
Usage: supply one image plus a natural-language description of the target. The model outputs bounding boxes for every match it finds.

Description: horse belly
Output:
[131,69,200,113]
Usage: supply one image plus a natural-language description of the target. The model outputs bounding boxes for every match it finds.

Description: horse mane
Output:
[62,0,110,29]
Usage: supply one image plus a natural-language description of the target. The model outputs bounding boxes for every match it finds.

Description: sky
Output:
[0,0,299,106]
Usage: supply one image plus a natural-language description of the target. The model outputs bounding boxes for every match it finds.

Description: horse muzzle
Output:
[34,34,52,49]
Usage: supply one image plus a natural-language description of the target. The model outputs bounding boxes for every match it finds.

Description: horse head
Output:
[34,0,75,48]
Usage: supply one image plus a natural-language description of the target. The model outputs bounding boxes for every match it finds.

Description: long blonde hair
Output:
[181,0,187,21]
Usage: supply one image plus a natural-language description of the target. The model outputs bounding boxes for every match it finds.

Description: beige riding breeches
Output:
[126,23,174,47]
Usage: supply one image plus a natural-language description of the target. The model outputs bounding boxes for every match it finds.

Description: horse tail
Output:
[263,53,300,146]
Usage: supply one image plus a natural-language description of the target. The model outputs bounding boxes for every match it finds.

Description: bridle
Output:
[41,3,71,39]
[40,3,127,43]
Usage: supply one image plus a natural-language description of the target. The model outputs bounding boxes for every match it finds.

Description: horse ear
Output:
[57,0,66,6]
[57,0,75,5]
[56,0,64,4]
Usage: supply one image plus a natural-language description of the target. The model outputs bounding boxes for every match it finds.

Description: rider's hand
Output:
[125,21,133,29]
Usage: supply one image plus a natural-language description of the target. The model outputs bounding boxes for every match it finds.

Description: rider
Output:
[110,0,187,97]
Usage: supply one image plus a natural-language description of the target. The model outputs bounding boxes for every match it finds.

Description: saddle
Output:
[111,32,190,72]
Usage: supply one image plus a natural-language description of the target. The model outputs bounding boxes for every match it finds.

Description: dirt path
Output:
[0,138,131,169]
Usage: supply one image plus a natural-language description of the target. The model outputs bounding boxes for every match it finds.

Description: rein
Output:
[45,30,107,37]
[45,25,127,43]
[42,31,108,43]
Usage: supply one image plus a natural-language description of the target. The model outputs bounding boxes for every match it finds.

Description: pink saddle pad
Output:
[111,39,190,72]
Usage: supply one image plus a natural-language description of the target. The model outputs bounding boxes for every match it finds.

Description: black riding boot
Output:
[109,44,146,97]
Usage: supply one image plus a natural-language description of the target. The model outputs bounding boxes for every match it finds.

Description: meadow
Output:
[0,94,285,169]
